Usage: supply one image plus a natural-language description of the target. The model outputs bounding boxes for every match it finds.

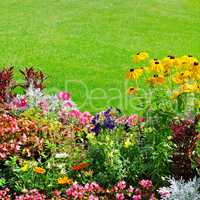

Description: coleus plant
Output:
[19,67,47,90]
[0,67,15,104]
[170,116,200,180]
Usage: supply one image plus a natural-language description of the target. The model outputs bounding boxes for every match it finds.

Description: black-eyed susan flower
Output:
[133,52,149,63]
[161,56,175,69]
[172,72,188,84]
[190,62,200,80]
[163,68,171,77]
[174,57,182,68]
[127,68,141,80]
[127,87,137,95]
[136,67,145,76]
[147,74,165,85]
[190,61,199,71]
[180,55,198,68]
[149,60,164,73]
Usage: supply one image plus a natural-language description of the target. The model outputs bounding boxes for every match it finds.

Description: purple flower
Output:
[103,116,115,130]
[91,123,101,135]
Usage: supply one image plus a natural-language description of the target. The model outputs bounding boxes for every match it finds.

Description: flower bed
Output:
[1,53,200,199]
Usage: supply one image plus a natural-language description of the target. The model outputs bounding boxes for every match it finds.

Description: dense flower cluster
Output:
[90,108,144,134]
[126,53,200,115]
[0,188,11,200]
[0,114,45,160]
[14,190,46,200]
[1,65,200,199]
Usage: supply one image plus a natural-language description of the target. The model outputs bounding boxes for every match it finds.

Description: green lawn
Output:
[0,0,200,113]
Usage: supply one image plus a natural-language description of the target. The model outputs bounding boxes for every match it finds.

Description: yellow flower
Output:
[180,55,198,68]
[171,91,182,100]
[21,164,29,172]
[180,83,197,93]
[162,68,171,77]
[135,67,145,76]
[161,56,175,69]
[127,68,143,80]
[124,138,131,148]
[149,60,164,73]
[127,87,137,95]
[34,167,46,174]
[190,62,200,80]
[57,176,72,185]
[195,100,200,108]
[174,58,182,68]
[133,52,149,63]
[147,75,165,85]
[172,72,188,84]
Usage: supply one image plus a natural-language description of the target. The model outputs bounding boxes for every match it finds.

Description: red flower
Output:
[72,162,89,171]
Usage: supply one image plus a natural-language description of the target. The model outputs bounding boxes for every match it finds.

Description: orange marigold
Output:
[57,176,72,185]
[34,167,46,174]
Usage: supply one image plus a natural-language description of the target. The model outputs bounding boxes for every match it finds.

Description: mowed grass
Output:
[0,0,200,113]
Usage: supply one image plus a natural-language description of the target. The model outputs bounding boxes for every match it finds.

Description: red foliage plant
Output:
[0,67,15,103]
[20,67,47,90]
[170,117,200,180]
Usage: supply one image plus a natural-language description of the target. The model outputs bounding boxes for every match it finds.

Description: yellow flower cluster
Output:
[57,176,72,185]
[127,52,200,100]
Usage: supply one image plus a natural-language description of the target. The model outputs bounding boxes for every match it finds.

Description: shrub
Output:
[158,177,200,200]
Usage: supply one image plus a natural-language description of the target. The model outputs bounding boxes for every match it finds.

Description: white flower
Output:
[55,152,68,159]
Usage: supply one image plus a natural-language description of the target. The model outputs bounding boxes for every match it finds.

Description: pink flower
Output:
[38,101,48,113]
[89,194,99,200]
[128,186,135,193]
[139,179,153,190]
[116,193,125,200]
[80,112,92,125]
[127,114,139,126]
[117,181,126,190]
[132,194,142,200]
[9,96,27,110]
[64,101,75,108]
[139,117,145,123]
[68,109,81,118]
[58,91,71,101]
[52,190,61,197]
[20,97,27,108]
[66,188,73,196]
